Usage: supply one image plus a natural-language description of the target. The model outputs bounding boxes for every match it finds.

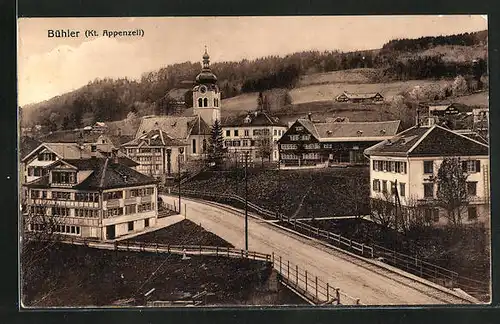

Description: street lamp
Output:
[178,147,184,214]
[244,151,249,252]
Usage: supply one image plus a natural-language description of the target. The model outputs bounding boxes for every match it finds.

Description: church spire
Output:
[202,46,210,69]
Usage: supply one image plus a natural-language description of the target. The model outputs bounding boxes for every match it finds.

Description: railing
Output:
[271,253,362,305]
[169,189,489,300]
[62,238,272,262]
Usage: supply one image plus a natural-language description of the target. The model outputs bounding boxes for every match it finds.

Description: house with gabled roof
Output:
[335,91,384,103]
[23,155,158,241]
[222,111,288,162]
[278,115,400,167]
[122,129,188,179]
[364,122,490,226]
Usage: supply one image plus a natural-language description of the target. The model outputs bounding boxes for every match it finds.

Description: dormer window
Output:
[52,171,76,185]
[37,152,56,161]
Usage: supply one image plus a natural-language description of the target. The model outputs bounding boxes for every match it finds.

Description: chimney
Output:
[308,112,312,121]
[112,148,119,164]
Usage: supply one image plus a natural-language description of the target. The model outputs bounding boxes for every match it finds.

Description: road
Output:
[161,195,472,306]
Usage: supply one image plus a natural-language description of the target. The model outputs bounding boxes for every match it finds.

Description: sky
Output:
[17,15,487,106]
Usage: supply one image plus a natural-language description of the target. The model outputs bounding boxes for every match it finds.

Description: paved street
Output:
[161,195,471,305]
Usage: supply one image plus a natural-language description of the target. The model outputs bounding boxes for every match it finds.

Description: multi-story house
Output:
[335,91,384,103]
[122,129,188,179]
[278,115,400,167]
[23,155,158,241]
[364,121,490,226]
[222,111,287,162]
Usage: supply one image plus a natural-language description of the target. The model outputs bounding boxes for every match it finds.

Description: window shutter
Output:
[475,160,481,173]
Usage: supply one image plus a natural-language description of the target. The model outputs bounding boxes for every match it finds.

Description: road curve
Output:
[161,195,471,306]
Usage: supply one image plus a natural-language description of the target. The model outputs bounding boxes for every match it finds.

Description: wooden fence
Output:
[171,189,489,299]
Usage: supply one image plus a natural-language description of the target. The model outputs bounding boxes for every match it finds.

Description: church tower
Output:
[192,48,221,126]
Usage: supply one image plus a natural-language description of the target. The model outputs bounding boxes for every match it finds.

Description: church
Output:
[126,49,221,176]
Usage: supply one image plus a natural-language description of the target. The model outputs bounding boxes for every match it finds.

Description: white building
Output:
[222,111,288,162]
[364,122,490,226]
[23,155,158,241]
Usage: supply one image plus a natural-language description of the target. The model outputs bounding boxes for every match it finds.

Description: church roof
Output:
[135,115,211,140]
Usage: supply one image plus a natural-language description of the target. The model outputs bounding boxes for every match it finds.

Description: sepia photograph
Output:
[17,15,490,308]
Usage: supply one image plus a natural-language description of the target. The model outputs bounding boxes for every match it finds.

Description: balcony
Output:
[30,198,99,208]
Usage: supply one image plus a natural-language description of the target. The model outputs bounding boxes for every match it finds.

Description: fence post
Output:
[349,239,352,248]
[326,282,330,301]
[305,270,308,291]
[315,276,318,300]
[361,244,364,256]
[336,288,340,305]
[371,246,374,259]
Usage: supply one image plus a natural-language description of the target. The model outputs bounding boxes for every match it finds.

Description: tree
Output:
[436,157,469,226]
[452,75,468,96]
[370,192,396,228]
[256,132,273,166]
[207,119,226,168]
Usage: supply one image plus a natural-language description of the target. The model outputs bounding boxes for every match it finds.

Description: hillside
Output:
[21,30,488,131]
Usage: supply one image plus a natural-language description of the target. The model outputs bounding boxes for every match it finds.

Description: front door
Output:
[106,225,115,240]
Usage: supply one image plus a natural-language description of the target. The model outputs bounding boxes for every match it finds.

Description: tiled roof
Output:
[364,125,489,157]
[25,158,156,190]
[20,136,41,159]
[122,129,185,147]
[296,119,320,138]
[338,92,383,99]
[40,130,101,143]
[105,119,142,137]
[222,111,287,127]
[136,115,209,139]
[314,120,400,140]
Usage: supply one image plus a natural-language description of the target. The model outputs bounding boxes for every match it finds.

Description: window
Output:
[104,207,123,218]
[104,191,123,200]
[289,135,300,141]
[125,205,137,215]
[53,191,71,200]
[390,162,396,172]
[382,161,387,172]
[37,152,56,161]
[423,183,434,198]
[198,98,202,107]
[399,183,406,197]
[128,221,134,231]
[395,162,401,173]
[243,140,248,147]
[390,181,396,195]
[234,130,239,137]
[75,209,98,218]
[225,130,230,137]
[423,161,434,174]
[467,182,477,196]
[225,140,231,147]
[52,171,76,184]
[382,180,388,193]
[462,160,481,173]
[138,202,154,213]
[468,207,478,220]
[75,192,99,202]
[91,145,97,152]
[301,135,311,141]
[214,98,217,106]
[244,130,249,137]
[145,218,150,228]
[52,207,69,217]
[274,129,277,136]
[373,179,381,192]
[203,98,208,107]
[281,144,297,150]
[324,144,332,149]
[192,139,197,154]
[295,126,303,131]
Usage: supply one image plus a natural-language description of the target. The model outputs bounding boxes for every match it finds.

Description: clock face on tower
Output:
[200,85,207,93]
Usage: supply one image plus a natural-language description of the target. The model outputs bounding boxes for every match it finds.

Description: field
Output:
[22,242,307,307]
[451,90,489,107]
[124,219,233,247]
[182,167,371,219]
[221,78,451,116]
[297,68,380,87]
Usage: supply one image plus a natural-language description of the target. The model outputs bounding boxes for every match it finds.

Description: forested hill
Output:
[21,30,488,131]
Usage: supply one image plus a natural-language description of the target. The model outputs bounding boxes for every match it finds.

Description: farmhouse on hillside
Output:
[222,111,288,163]
[364,120,490,227]
[335,91,384,103]
[278,115,400,167]
[23,154,158,241]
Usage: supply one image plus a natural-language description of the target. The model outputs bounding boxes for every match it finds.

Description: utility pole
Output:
[244,151,249,251]
[178,147,184,214]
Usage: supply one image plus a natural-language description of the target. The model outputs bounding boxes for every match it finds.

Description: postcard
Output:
[18,15,490,308]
